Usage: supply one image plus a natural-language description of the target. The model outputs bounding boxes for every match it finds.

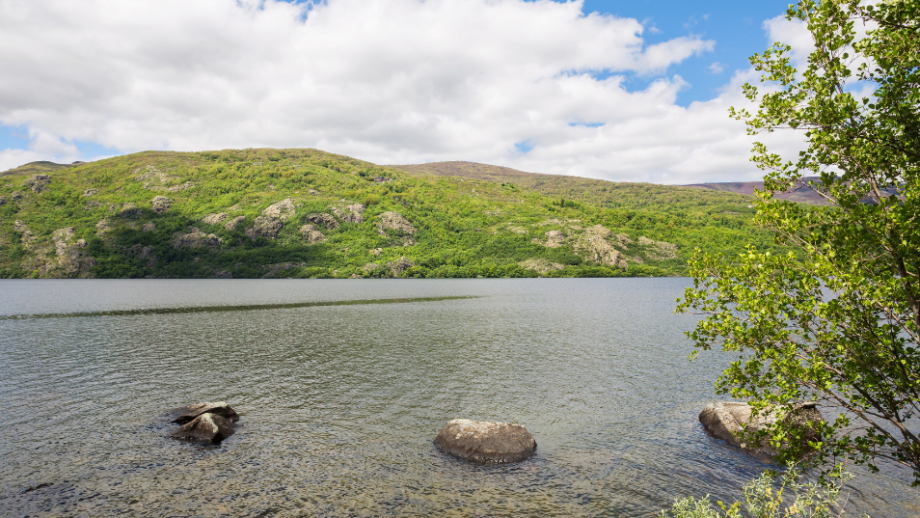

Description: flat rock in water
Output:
[434,419,536,463]
[699,401,823,457]
[165,401,240,424]
[169,413,235,444]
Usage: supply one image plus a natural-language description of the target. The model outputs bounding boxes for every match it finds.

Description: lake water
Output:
[0,279,915,517]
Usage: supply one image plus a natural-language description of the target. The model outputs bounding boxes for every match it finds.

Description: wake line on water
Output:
[0,296,478,320]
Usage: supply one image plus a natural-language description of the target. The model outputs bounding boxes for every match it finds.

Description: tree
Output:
[678,0,920,482]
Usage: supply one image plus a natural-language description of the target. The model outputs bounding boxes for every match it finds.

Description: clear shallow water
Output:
[0,279,915,517]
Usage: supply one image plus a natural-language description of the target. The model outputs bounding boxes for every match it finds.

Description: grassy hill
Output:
[389,161,762,211]
[0,149,781,279]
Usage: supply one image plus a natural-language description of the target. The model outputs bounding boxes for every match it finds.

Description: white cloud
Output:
[708,62,725,74]
[0,0,806,183]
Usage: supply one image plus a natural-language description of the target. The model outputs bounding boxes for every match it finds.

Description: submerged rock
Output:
[434,419,536,463]
[699,401,823,457]
[169,413,235,444]
[165,401,240,424]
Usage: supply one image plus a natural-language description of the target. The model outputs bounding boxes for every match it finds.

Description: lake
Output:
[0,279,915,517]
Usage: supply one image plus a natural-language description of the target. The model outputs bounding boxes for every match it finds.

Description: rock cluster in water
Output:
[434,419,536,463]
[699,401,823,457]
[165,402,239,444]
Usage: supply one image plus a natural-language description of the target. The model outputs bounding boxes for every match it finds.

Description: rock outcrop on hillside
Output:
[306,212,339,230]
[224,216,246,231]
[173,227,222,248]
[263,198,298,221]
[27,174,50,193]
[574,225,628,268]
[376,212,416,235]
[300,224,326,244]
[151,196,173,214]
[202,213,229,225]
[331,202,365,223]
[246,217,283,239]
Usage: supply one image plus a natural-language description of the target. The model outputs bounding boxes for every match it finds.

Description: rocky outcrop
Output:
[306,212,339,230]
[51,227,95,277]
[299,224,326,244]
[534,230,565,248]
[434,419,536,463]
[27,174,50,193]
[202,213,229,225]
[0,196,6,206]
[82,188,98,197]
[142,222,156,232]
[263,198,298,221]
[331,202,365,223]
[574,225,628,268]
[388,256,414,276]
[638,236,678,260]
[246,216,283,239]
[151,196,173,214]
[119,203,142,218]
[173,227,222,248]
[519,258,565,275]
[376,211,416,235]
[224,216,246,231]
[699,402,824,457]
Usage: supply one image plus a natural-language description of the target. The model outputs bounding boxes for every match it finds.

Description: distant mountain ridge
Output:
[682,178,829,205]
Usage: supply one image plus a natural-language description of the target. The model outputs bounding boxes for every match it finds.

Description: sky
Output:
[0,0,815,184]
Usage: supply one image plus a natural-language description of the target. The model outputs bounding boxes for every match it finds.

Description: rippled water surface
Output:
[0,279,916,517]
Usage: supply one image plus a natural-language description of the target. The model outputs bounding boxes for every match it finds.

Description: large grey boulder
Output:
[263,198,298,221]
[246,216,283,239]
[699,401,823,457]
[27,174,50,193]
[434,419,536,463]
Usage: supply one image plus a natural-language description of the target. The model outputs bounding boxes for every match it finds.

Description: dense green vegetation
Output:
[0,148,782,279]
[681,0,920,484]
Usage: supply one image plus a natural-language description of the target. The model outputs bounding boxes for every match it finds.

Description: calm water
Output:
[0,279,915,517]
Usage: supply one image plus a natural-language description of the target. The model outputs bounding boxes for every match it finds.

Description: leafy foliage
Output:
[680,0,920,482]
[660,465,855,518]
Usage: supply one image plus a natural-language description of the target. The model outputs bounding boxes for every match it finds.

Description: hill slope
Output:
[389,161,760,211]
[0,149,780,279]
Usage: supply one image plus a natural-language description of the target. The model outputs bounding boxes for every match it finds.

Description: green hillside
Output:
[0,148,779,279]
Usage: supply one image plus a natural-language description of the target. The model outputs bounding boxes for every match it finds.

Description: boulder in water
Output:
[699,401,823,457]
[169,413,235,444]
[434,419,536,463]
[165,401,240,424]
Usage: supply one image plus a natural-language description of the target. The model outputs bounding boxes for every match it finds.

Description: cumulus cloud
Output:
[0,0,804,183]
